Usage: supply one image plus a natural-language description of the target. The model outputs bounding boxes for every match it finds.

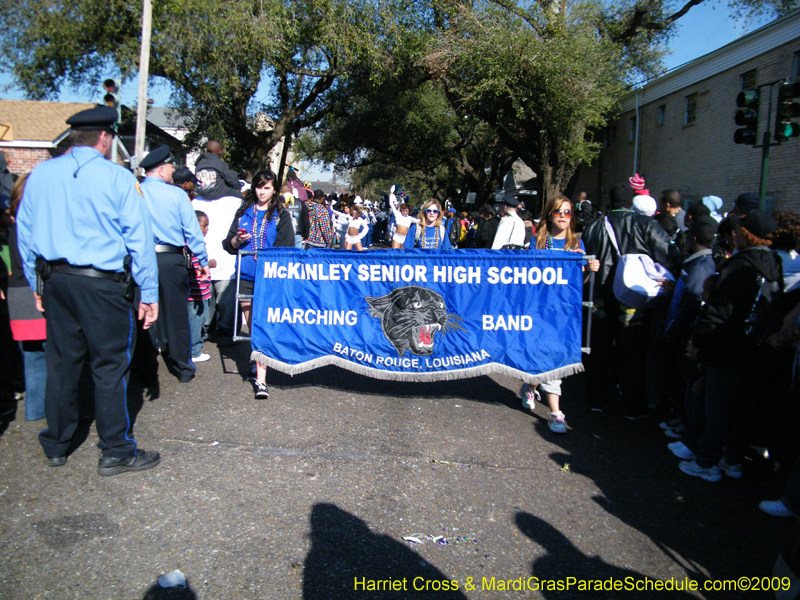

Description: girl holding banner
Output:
[403,199,452,250]
[520,196,599,433]
[223,170,294,399]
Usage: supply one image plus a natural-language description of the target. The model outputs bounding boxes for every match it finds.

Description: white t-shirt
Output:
[491,211,526,249]
[192,195,243,281]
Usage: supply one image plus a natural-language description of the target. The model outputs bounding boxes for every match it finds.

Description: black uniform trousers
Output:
[39,273,138,460]
[152,252,195,382]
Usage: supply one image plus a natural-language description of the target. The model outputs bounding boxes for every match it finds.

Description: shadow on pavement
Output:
[267,365,520,408]
[141,583,197,600]
[217,340,252,381]
[303,503,467,599]
[515,511,698,599]
[532,374,788,599]
[0,411,13,440]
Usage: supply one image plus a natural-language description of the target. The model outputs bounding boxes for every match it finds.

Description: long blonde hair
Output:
[421,199,443,227]
[535,196,580,251]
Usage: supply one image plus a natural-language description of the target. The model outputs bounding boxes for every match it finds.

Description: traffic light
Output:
[734,89,759,145]
[774,80,800,142]
[102,78,121,121]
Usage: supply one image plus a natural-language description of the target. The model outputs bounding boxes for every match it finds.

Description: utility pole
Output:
[134,0,152,174]
[278,128,292,184]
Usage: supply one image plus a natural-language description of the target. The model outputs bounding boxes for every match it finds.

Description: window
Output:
[793,51,800,79]
[657,105,666,126]
[629,116,637,141]
[685,93,698,125]
[604,124,617,147]
[740,69,757,91]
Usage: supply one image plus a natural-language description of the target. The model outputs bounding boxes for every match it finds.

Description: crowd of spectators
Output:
[2,145,798,522]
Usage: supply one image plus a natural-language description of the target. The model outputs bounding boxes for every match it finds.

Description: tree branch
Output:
[612,0,705,43]
[287,64,338,78]
[487,0,545,36]
[648,0,705,30]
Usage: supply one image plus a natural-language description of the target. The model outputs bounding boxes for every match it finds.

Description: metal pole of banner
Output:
[582,255,596,354]
[234,251,256,342]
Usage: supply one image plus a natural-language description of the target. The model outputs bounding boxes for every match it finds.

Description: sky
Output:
[0,2,770,181]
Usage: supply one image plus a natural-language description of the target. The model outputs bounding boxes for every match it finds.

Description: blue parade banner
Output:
[250,248,585,383]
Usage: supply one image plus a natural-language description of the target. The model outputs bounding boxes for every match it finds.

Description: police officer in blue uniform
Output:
[139,145,208,382]
[16,105,161,476]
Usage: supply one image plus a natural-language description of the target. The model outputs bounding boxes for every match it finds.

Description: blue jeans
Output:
[188,299,209,358]
[21,341,47,421]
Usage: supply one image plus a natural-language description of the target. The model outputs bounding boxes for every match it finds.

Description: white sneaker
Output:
[718,458,743,479]
[664,423,688,439]
[759,499,796,518]
[548,412,567,433]
[192,353,211,363]
[519,384,539,411]
[679,460,722,482]
[668,441,696,460]
[660,417,682,430]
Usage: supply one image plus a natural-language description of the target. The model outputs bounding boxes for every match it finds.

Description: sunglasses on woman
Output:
[553,209,572,216]
[425,209,440,214]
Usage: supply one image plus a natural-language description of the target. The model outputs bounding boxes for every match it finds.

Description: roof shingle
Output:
[0,100,96,142]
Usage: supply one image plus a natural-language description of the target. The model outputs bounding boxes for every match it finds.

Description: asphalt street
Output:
[0,337,792,600]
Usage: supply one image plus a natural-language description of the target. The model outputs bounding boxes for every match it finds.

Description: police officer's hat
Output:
[139,145,175,171]
[66,105,119,130]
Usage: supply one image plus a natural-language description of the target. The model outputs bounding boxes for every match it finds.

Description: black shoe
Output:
[45,456,67,467]
[97,449,161,476]
[0,393,17,420]
[251,378,269,400]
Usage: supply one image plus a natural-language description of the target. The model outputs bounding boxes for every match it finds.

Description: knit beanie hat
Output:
[632,194,657,217]
[629,173,646,191]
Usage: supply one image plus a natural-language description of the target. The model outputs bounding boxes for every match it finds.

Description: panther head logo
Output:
[365,286,466,356]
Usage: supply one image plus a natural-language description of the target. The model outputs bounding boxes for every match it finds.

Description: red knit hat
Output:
[629,173,645,191]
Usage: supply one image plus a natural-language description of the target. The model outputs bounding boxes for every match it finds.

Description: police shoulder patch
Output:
[135,181,144,196]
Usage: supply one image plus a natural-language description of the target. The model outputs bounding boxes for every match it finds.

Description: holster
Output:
[122,255,135,302]
[34,256,51,295]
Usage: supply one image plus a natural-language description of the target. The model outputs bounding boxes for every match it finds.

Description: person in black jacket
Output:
[195,141,243,199]
[661,216,718,439]
[582,183,679,417]
[0,151,14,198]
[476,204,499,249]
[680,209,782,482]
